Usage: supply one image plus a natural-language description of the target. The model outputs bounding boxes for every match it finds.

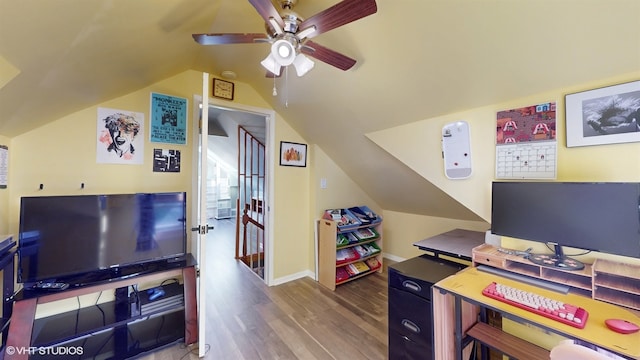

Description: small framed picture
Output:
[279,141,307,167]
[565,80,640,147]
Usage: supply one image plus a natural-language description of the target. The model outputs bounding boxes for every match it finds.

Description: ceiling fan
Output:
[192,0,377,77]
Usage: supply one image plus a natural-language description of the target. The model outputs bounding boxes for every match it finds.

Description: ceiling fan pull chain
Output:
[272,74,278,96]
[285,66,289,108]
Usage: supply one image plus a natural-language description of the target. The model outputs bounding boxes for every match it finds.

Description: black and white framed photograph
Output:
[565,80,640,147]
[279,141,307,167]
[153,148,181,172]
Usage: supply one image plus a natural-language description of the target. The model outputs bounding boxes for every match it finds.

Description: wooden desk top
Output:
[434,266,640,359]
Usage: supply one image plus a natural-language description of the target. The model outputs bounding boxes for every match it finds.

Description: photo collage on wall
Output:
[95,93,187,172]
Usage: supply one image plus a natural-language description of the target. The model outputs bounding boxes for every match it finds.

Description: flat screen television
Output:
[18,192,187,287]
[491,182,640,270]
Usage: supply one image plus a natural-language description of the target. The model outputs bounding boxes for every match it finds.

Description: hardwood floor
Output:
[142,218,391,360]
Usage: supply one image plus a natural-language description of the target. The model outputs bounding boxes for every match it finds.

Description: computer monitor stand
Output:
[527,244,585,271]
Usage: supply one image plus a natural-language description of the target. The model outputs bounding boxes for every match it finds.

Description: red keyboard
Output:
[482,282,589,329]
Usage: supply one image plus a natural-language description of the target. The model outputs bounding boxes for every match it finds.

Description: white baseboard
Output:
[382,253,406,263]
[271,269,315,286]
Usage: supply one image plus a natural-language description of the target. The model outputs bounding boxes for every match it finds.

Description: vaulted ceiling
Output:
[1,0,638,220]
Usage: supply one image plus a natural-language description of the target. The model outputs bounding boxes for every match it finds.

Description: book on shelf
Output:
[336,248,359,264]
[345,232,360,244]
[346,261,370,276]
[336,233,350,247]
[353,245,368,258]
[365,257,381,271]
[353,243,380,258]
[323,209,362,230]
[354,227,377,240]
[363,243,380,254]
[348,206,381,225]
[336,266,350,282]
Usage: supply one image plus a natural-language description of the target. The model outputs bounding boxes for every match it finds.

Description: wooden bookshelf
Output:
[317,217,383,291]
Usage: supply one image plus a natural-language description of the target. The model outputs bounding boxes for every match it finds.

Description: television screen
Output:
[19,192,187,285]
[491,182,640,259]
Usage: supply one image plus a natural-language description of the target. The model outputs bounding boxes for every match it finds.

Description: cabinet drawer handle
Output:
[402,280,422,292]
[401,319,420,334]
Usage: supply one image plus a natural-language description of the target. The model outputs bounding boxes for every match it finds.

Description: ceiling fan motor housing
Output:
[281,12,301,34]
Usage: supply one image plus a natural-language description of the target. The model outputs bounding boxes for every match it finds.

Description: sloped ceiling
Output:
[1,0,638,220]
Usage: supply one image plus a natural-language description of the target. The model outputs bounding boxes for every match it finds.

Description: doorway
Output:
[201,103,269,281]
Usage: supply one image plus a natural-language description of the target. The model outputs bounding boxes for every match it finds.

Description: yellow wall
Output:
[8,71,200,241]
[5,70,318,286]
[271,115,312,279]
[5,70,640,288]
[366,72,640,259]
[311,145,381,216]
[309,145,383,271]
[382,211,488,261]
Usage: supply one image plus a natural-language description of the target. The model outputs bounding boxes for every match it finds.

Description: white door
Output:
[191,73,212,357]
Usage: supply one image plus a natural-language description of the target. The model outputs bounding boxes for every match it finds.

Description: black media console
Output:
[6,254,198,360]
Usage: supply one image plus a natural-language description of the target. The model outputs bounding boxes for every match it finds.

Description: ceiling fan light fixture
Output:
[271,39,296,66]
[260,54,282,76]
[292,53,314,77]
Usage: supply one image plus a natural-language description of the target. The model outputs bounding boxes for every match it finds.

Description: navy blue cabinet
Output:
[388,255,466,360]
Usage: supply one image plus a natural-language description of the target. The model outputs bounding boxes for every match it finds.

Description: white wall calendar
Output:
[496,102,557,179]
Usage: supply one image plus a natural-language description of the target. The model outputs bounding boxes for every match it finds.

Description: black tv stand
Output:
[6,254,198,360]
[528,243,585,270]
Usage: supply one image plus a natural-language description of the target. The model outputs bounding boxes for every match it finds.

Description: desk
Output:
[413,229,485,261]
[433,267,640,360]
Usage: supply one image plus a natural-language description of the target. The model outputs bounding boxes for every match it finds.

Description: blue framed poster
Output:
[150,93,188,144]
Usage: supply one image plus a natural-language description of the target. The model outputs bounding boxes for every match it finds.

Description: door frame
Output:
[190,93,276,285]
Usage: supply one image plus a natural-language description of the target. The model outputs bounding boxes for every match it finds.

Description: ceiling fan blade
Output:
[192,33,268,45]
[248,0,285,30]
[299,0,377,39]
[301,41,356,71]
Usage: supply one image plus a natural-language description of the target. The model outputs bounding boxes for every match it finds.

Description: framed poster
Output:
[565,80,640,147]
[279,141,307,167]
[97,108,144,164]
[150,93,188,145]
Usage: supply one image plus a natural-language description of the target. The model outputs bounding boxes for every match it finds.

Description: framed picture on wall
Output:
[565,80,640,147]
[279,141,307,167]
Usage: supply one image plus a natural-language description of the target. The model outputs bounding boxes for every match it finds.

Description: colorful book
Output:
[354,227,377,240]
[365,257,381,271]
[336,248,359,264]
[336,266,350,282]
[346,261,370,276]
